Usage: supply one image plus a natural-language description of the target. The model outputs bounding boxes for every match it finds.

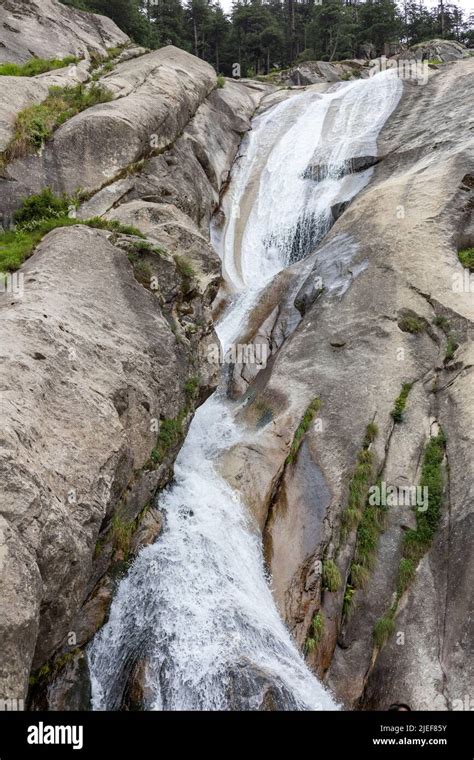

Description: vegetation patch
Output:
[343,584,355,616]
[341,447,374,532]
[390,382,413,423]
[174,254,196,295]
[373,613,395,648]
[148,410,187,468]
[433,315,458,364]
[372,430,446,649]
[110,513,135,559]
[184,376,200,401]
[286,397,321,465]
[0,56,79,77]
[398,314,426,334]
[305,611,324,653]
[322,559,341,592]
[216,74,226,88]
[458,248,474,271]
[363,421,378,448]
[402,430,445,562]
[349,562,370,589]
[1,83,113,166]
[29,647,81,687]
[0,189,145,271]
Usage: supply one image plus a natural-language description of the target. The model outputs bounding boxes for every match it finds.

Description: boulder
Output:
[406,39,470,63]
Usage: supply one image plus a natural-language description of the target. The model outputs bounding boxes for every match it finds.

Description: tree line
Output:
[61,0,474,76]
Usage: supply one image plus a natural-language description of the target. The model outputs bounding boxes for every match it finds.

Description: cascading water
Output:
[88,70,402,711]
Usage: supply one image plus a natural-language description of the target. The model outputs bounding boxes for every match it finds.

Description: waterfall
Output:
[88,70,402,711]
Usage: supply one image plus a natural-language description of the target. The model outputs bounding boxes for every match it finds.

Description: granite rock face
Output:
[220,58,473,710]
[0,14,263,701]
[0,0,128,64]
[0,46,221,220]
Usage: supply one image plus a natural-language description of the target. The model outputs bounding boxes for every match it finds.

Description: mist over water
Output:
[88,71,402,711]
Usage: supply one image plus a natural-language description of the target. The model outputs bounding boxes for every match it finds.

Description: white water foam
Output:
[88,71,402,711]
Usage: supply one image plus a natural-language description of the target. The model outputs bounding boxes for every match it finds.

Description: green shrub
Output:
[376,431,446,650]
[86,217,145,237]
[0,217,75,271]
[286,398,321,464]
[342,584,355,616]
[433,315,458,363]
[311,611,324,641]
[402,430,445,559]
[458,248,474,271]
[322,559,341,592]
[0,56,78,77]
[216,74,226,88]
[14,187,71,226]
[433,315,450,331]
[390,382,413,423]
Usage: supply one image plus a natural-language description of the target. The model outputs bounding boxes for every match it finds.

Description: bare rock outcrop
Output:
[0,13,264,701]
[220,58,473,709]
[405,38,470,62]
[0,46,222,220]
[0,0,128,64]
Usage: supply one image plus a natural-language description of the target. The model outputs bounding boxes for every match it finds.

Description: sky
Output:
[217,0,474,17]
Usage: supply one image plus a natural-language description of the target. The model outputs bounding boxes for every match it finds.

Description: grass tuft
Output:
[363,421,378,448]
[373,614,395,648]
[390,382,413,423]
[286,398,321,465]
[322,559,341,592]
[0,56,78,77]
[458,248,474,271]
[305,611,324,653]
[148,411,187,468]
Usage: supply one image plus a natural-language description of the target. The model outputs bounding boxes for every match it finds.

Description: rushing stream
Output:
[88,71,402,710]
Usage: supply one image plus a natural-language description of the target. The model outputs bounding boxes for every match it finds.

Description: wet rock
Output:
[222,57,474,709]
[303,155,380,182]
[29,650,92,711]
